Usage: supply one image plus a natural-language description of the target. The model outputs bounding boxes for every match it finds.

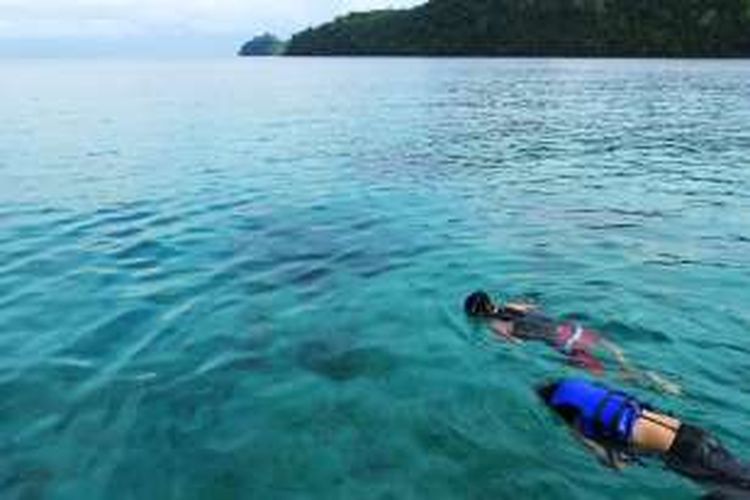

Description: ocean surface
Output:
[1,58,749,499]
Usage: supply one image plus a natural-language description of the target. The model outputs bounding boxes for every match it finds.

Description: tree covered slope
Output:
[284,0,750,56]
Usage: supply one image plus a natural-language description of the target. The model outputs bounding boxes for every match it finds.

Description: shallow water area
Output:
[1,57,749,499]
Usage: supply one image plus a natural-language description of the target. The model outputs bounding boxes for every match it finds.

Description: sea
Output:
[1,57,749,499]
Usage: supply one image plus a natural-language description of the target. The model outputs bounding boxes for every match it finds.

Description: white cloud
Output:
[0,0,424,39]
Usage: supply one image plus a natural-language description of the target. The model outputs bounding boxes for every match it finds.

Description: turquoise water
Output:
[1,58,749,499]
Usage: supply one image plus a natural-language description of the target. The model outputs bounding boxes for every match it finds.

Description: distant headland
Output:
[238,33,286,56]
[240,0,750,57]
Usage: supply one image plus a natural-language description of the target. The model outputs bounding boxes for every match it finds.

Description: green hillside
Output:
[284,0,750,56]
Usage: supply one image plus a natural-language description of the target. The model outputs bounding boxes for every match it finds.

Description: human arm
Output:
[567,419,631,470]
[505,302,537,314]
[577,434,631,470]
[489,320,522,344]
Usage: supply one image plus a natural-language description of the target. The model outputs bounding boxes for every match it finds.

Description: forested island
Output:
[238,33,286,56]
[241,0,750,57]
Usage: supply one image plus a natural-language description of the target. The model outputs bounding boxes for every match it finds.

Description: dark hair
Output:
[536,382,559,404]
[536,382,578,425]
[464,291,495,316]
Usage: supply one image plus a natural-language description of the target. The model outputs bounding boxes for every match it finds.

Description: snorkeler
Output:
[537,378,750,495]
[464,290,681,395]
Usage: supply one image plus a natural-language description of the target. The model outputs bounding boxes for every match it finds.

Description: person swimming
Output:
[464,290,681,395]
[537,378,750,495]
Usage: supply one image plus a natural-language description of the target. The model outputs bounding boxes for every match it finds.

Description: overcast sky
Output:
[0,0,423,55]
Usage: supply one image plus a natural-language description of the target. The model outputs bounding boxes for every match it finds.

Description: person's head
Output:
[464,290,496,317]
[535,382,559,405]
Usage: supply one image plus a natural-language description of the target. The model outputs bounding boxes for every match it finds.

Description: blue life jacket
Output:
[548,378,642,446]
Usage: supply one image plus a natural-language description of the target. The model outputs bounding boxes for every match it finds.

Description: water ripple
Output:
[0,58,748,499]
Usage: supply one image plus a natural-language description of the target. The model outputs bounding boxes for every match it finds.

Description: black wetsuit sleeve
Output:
[666,424,750,491]
[702,487,750,500]
[512,312,558,340]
